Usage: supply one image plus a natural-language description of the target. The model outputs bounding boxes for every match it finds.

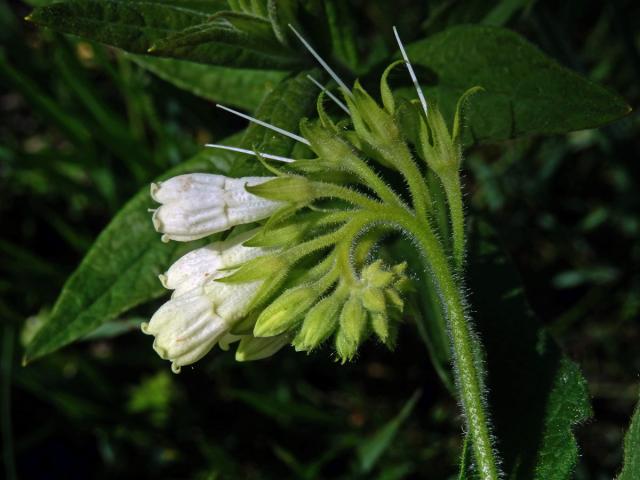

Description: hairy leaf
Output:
[459,221,592,479]
[129,55,286,110]
[398,25,630,144]
[148,12,299,69]
[27,0,214,54]
[618,394,640,480]
[24,72,318,363]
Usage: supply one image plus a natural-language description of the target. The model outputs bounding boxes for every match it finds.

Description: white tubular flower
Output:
[160,230,266,298]
[151,173,283,242]
[144,230,270,371]
[141,291,228,373]
[206,279,262,322]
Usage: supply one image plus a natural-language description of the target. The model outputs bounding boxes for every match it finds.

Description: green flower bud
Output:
[385,287,404,312]
[299,119,359,168]
[235,334,290,362]
[362,260,394,288]
[254,285,320,337]
[418,86,483,179]
[370,312,390,343]
[362,287,386,313]
[349,81,400,145]
[335,295,367,363]
[293,291,345,352]
[418,106,460,178]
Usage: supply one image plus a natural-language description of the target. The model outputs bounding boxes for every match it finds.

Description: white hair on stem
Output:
[288,24,353,99]
[306,75,350,114]
[204,144,295,163]
[392,26,428,118]
[216,104,310,146]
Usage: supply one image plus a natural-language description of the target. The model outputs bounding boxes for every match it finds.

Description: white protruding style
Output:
[392,26,428,118]
[151,173,282,242]
[205,144,295,163]
[216,104,310,146]
[288,24,353,99]
[307,75,350,114]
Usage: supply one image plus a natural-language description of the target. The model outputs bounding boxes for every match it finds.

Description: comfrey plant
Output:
[144,26,499,479]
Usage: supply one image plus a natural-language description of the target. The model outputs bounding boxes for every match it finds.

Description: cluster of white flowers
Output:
[143,174,285,372]
[142,26,431,372]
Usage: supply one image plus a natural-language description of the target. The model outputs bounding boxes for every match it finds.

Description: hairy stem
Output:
[398,212,500,480]
[442,174,465,271]
[342,153,407,209]
[391,144,433,222]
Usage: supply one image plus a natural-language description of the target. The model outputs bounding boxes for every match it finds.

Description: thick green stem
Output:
[398,213,500,480]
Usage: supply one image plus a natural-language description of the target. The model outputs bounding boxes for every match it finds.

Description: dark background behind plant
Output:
[1,0,638,478]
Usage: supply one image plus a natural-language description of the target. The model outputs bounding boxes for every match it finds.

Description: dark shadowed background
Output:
[1,0,638,478]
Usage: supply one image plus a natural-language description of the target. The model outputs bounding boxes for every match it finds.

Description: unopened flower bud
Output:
[235,334,289,362]
[335,295,367,363]
[370,312,390,343]
[293,292,344,352]
[362,260,395,288]
[362,287,386,313]
[254,286,320,337]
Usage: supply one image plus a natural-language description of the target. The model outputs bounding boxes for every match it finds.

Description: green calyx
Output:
[246,176,315,204]
[417,86,483,179]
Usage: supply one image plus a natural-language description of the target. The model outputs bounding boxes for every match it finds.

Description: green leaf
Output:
[356,390,421,474]
[23,72,318,363]
[324,0,359,71]
[399,25,630,144]
[459,221,592,479]
[27,0,215,54]
[240,69,319,158]
[618,393,640,480]
[129,55,286,110]
[148,12,299,69]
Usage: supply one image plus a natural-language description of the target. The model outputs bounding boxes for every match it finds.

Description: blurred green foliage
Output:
[1,0,639,479]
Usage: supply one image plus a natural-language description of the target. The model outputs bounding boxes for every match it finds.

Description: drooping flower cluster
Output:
[143,26,478,372]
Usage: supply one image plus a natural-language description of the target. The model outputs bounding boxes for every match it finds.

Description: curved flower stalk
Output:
[145,26,500,479]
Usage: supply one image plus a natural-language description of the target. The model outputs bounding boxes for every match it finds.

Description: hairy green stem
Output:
[398,212,500,480]
[313,182,383,211]
[390,144,433,222]
[341,153,407,209]
[442,174,466,271]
